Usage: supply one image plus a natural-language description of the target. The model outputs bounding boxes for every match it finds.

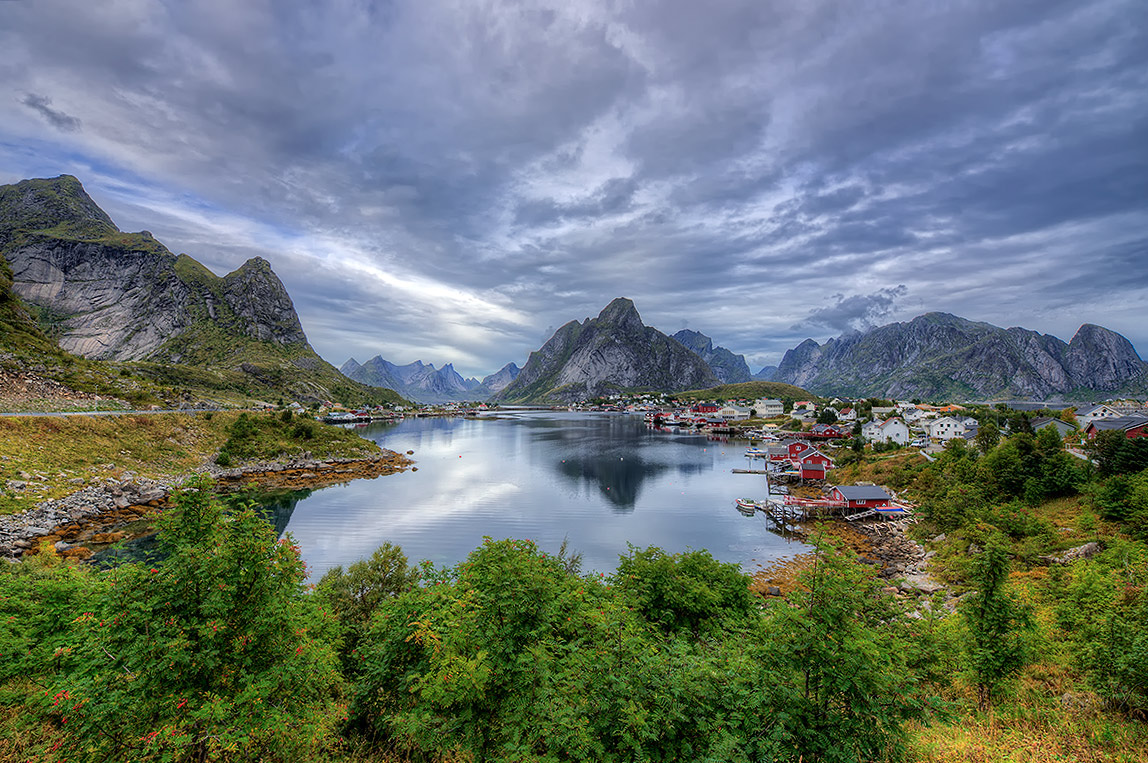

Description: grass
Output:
[0,411,383,515]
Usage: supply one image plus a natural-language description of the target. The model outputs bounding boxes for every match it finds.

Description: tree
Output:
[962,535,1034,708]
[974,419,1000,453]
[52,477,343,762]
[316,542,419,670]
[816,407,838,425]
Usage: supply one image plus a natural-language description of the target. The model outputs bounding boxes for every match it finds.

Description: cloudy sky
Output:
[1,0,1145,377]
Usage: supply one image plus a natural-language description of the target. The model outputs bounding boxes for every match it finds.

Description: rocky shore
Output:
[0,451,412,562]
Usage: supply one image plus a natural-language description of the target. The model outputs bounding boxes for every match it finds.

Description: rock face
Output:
[752,366,778,381]
[479,362,520,395]
[0,175,398,404]
[0,176,306,362]
[340,356,485,403]
[494,298,721,403]
[772,312,1148,400]
[671,329,752,383]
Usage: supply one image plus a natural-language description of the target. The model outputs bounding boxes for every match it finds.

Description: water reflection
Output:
[281,411,807,579]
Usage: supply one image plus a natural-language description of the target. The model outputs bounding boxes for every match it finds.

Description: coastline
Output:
[0,450,413,561]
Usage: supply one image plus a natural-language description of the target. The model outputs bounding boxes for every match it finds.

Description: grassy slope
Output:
[829,445,1148,762]
[675,380,819,405]
[0,411,384,515]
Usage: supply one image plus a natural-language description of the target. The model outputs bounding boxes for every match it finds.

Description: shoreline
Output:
[0,450,413,561]
[750,514,948,601]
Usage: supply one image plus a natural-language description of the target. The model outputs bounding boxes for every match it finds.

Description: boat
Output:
[735,498,764,512]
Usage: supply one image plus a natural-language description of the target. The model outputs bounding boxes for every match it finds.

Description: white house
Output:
[837,407,856,422]
[926,416,967,441]
[863,417,911,445]
[1076,404,1122,430]
[718,405,751,421]
[754,398,785,417]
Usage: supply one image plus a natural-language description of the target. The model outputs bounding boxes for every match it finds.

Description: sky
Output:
[1,0,1146,379]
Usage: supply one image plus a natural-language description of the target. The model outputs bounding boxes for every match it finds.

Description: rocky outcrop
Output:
[773,312,1147,400]
[494,298,721,403]
[671,329,752,383]
[0,176,310,363]
[0,175,395,405]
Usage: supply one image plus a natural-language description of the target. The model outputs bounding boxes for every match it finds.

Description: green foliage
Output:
[817,407,838,424]
[961,536,1035,708]
[613,545,754,633]
[1,478,344,762]
[1091,467,1148,540]
[315,543,419,669]
[974,419,1000,452]
[1057,545,1148,713]
[764,539,927,761]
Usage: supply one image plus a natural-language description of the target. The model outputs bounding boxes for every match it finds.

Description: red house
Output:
[1085,415,1148,439]
[810,423,847,439]
[829,485,892,509]
[692,403,720,415]
[792,449,835,480]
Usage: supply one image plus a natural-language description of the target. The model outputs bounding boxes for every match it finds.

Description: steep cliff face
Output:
[0,175,398,405]
[773,312,1147,400]
[494,298,720,403]
[671,329,752,383]
[479,362,520,395]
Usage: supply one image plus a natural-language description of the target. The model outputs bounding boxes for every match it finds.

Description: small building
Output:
[1085,415,1148,439]
[837,407,856,422]
[829,485,893,509]
[863,417,910,445]
[926,416,967,441]
[692,403,720,415]
[1077,404,1123,429]
[717,405,752,421]
[753,398,785,417]
[810,423,847,438]
[1031,417,1078,438]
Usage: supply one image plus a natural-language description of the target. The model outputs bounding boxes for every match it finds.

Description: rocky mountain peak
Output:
[597,297,644,333]
[0,175,117,240]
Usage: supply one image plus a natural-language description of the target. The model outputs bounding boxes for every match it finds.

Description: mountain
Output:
[752,366,778,381]
[772,312,1148,400]
[670,329,752,383]
[493,298,721,403]
[479,362,520,395]
[0,175,402,405]
[340,356,487,403]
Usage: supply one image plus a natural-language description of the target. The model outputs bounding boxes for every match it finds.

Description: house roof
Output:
[833,485,892,501]
[1087,415,1148,432]
[1032,416,1078,431]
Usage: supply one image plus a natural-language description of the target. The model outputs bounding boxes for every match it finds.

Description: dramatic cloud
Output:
[0,0,1144,375]
[794,286,910,335]
[19,93,81,132]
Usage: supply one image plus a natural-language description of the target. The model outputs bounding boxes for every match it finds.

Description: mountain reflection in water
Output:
[279,411,807,579]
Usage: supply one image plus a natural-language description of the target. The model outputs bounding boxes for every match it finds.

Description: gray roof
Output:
[1088,415,1148,432]
[833,485,891,500]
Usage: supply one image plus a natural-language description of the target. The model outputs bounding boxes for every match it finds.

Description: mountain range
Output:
[670,329,752,383]
[772,312,1148,400]
[340,357,520,403]
[493,298,720,403]
[0,175,401,406]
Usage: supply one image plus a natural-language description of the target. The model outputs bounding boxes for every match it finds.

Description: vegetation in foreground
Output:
[0,410,383,514]
[1,420,1147,761]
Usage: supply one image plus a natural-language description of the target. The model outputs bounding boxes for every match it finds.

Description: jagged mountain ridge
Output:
[341,357,520,403]
[0,175,401,405]
[752,366,778,381]
[493,298,720,403]
[772,312,1148,400]
[670,329,752,383]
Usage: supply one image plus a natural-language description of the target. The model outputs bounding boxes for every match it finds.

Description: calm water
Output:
[280,411,806,579]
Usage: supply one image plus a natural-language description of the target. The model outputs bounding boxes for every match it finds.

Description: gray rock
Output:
[53,541,70,551]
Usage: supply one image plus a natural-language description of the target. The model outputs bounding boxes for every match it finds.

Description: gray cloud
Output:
[0,0,1144,375]
[20,93,80,131]
[793,286,910,335]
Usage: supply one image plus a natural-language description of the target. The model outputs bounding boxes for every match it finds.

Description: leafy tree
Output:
[315,542,419,668]
[974,419,1000,453]
[49,476,343,762]
[962,535,1035,708]
[613,545,754,634]
[816,407,838,425]
[762,539,925,760]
